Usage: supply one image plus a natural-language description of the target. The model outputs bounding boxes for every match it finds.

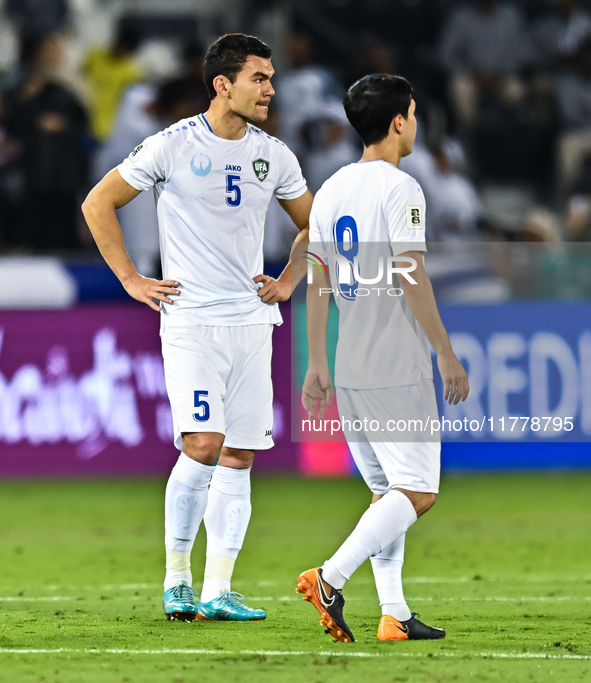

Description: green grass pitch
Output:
[0,473,590,682]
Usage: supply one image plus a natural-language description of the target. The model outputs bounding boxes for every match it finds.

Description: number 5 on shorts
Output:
[193,391,210,422]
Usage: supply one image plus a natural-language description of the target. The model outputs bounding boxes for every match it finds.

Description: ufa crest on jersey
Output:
[253,158,270,181]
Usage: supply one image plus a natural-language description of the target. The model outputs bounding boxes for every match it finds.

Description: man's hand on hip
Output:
[253,274,291,304]
[122,273,181,312]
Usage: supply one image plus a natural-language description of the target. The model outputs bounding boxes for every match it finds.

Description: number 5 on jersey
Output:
[193,390,210,422]
[226,174,241,207]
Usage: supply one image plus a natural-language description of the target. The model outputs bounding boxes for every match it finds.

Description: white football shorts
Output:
[336,377,441,495]
[161,323,274,451]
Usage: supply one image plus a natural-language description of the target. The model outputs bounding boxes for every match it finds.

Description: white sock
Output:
[165,550,192,590]
[371,533,412,621]
[163,453,215,590]
[322,490,417,589]
[201,465,252,602]
[202,556,235,602]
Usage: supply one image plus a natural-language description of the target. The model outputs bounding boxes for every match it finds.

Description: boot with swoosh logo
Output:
[378,612,445,641]
[296,567,355,643]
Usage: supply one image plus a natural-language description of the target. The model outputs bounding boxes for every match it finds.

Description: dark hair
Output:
[114,25,141,54]
[152,78,197,115]
[203,33,272,99]
[343,74,413,147]
[183,40,205,63]
[19,32,47,67]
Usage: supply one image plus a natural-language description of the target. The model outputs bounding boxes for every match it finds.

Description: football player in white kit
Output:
[296,75,469,642]
[82,34,313,622]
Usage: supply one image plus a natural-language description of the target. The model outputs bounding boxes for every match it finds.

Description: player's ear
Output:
[213,75,231,99]
[391,114,403,136]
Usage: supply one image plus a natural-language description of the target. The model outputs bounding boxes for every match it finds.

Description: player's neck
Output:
[361,142,402,168]
[203,100,249,141]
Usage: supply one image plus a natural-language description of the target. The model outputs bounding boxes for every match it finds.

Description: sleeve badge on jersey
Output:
[253,158,270,181]
[405,205,424,230]
[129,143,145,163]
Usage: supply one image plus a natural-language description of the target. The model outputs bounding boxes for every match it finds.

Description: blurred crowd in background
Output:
[1,0,591,277]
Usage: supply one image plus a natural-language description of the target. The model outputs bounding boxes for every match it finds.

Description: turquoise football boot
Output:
[163,581,199,621]
[196,591,267,621]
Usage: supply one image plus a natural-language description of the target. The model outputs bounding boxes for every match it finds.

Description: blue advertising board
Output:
[437,302,591,468]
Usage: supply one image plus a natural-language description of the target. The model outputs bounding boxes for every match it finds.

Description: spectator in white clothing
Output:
[555,38,591,194]
[429,140,482,241]
[401,138,481,241]
[301,101,359,194]
[273,32,341,155]
[95,78,201,275]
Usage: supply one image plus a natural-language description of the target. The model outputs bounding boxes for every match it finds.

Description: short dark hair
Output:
[203,33,272,99]
[343,74,413,147]
[115,25,141,54]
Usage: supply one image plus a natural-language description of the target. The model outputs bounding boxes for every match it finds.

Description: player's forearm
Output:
[400,268,454,357]
[82,194,138,285]
[306,278,330,367]
[277,227,309,293]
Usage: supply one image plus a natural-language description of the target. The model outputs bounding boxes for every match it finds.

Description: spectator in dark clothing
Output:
[6,0,70,38]
[440,1,528,133]
[4,33,89,250]
[182,41,210,113]
[531,0,591,72]
[347,37,396,88]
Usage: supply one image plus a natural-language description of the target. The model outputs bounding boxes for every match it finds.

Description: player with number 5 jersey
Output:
[118,111,306,327]
[83,33,313,623]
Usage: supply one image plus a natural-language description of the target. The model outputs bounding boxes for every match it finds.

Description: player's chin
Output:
[250,104,269,123]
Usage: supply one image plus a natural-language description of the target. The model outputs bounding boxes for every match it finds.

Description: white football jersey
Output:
[309,160,433,389]
[118,113,307,326]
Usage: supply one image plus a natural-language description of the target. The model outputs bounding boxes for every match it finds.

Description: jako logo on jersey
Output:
[190,153,212,177]
[253,158,270,181]
[225,164,241,171]
[265,429,272,437]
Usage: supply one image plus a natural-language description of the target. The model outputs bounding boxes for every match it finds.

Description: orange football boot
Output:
[378,613,445,641]
[296,568,355,643]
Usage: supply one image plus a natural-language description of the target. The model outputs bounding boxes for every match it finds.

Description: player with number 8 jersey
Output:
[82,33,313,623]
[298,74,469,643]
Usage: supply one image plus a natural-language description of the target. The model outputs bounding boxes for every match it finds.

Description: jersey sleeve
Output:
[308,199,322,243]
[117,132,171,192]
[385,174,427,255]
[273,144,308,201]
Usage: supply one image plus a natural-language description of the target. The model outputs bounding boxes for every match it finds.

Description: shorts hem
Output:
[176,426,226,436]
[224,440,275,451]
[389,484,439,494]
[369,486,390,496]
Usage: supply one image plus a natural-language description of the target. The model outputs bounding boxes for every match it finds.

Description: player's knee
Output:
[181,432,224,465]
[219,447,255,469]
[417,493,437,516]
[395,488,437,517]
